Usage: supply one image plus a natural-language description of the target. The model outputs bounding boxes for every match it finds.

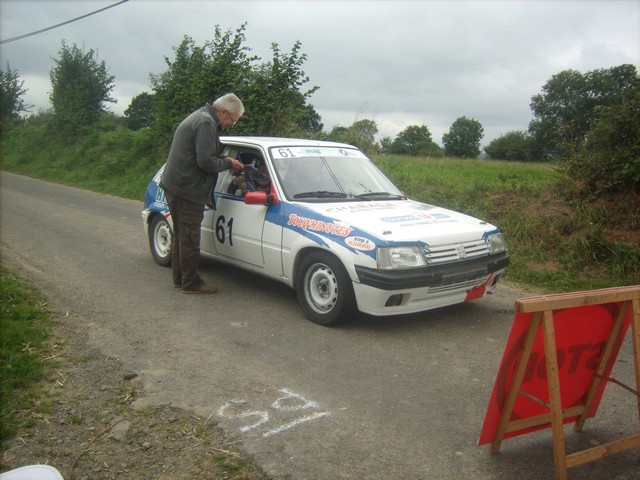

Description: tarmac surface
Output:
[1,172,638,480]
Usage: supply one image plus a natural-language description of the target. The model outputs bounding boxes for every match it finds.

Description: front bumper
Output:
[354,252,510,290]
[351,253,509,316]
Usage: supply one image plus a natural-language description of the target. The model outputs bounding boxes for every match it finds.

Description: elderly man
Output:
[160,93,245,294]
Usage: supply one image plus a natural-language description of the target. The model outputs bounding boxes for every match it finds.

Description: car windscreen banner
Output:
[270,146,367,159]
[477,300,632,445]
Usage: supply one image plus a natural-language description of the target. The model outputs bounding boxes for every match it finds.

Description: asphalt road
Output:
[1,172,638,480]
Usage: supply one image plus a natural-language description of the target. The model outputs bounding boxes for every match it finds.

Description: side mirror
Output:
[244,184,279,206]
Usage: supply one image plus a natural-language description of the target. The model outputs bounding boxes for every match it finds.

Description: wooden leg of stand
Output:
[542,310,568,480]
[632,299,640,420]
[575,301,629,432]
[491,312,542,453]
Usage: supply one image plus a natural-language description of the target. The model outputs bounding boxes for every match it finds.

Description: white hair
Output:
[212,93,245,117]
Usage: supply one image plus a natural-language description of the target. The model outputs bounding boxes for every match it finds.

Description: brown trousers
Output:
[164,190,205,289]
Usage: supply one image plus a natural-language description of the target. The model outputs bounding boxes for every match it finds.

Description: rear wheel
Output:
[149,215,172,267]
[295,251,356,326]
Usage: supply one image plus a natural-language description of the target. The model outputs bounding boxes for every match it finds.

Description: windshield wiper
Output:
[293,191,349,199]
[354,191,406,200]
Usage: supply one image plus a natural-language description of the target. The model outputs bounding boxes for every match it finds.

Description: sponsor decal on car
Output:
[155,187,167,205]
[345,236,376,251]
[379,212,459,228]
[381,215,418,223]
[280,205,380,259]
[326,202,399,213]
[287,213,353,237]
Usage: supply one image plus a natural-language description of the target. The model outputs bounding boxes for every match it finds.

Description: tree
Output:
[484,130,536,161]
[389,125,443,157]
[49,41,116,133]
[124,92,155,130]
[442,116,484,158]
[151,25,256,137]
[379,136,392,153]
[529,64,640,159]
[150,24,322,139]
[238,40,321,137]
[0,63,31,136]
[566,90,640,194]
[295,103,324,136]
[326,119,378,154]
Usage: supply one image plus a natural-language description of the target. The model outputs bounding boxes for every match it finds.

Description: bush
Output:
[565,91,640,194]
[485,130,538,162]
[0,113,167,199]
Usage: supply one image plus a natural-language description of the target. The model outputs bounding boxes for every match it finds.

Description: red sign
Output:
[478,302,632,445]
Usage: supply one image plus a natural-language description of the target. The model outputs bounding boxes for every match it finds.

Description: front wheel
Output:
[149,214,172,267]
[295,252,356,326]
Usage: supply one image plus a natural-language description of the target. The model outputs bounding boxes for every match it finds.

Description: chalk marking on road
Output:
[218,399,270,433]
[237,410,270,433]
[217,388,331,438]
[271,388,318,411]
[262,411,331,437]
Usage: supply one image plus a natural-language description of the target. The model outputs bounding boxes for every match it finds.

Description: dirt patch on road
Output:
[1,312,269,480]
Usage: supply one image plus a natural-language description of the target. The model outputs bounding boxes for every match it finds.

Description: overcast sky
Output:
[1,0,639,145]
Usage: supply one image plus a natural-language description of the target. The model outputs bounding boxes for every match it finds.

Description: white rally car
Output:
[142,137,509,325]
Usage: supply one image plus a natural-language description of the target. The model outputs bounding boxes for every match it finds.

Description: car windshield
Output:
[270,146,405,202]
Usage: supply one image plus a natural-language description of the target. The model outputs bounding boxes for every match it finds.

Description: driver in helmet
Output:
[233,153,270,195]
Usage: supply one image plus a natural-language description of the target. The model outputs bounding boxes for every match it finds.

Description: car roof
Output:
[220,136,357,150]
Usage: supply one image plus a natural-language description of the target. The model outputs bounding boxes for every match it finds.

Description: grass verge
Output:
[0,268,54,446]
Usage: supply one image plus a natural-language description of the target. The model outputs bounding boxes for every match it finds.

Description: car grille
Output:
[428,277,487,294]
[423,240,490,265]
[355,250,509,291]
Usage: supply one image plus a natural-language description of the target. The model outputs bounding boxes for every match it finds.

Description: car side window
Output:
[214,149,267,197]
[214,146,238,195]
[215,170,236,195]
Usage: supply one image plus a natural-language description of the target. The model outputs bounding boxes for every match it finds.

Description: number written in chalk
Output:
[218,388,330,438]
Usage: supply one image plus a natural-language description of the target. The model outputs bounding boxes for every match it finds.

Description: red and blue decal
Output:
[280,205,381,259]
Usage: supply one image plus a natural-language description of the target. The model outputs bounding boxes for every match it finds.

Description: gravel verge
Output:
[1,308,269,480]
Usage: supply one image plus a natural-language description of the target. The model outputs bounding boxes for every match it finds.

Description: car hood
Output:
[296,199,498,246]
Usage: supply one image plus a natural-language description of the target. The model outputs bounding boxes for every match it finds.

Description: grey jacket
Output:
[160,104,232,205]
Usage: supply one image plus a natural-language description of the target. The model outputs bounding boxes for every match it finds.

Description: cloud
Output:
[1,0,638,145]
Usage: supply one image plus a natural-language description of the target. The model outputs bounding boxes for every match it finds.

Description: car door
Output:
[209,167,268,268]
[205,144,286,277]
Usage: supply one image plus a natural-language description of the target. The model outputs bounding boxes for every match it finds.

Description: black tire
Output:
[148,214,172,267]
[295,251,356,326]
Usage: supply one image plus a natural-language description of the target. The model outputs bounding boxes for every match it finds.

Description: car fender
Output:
[142,168,173,234]
[280,203,382,286]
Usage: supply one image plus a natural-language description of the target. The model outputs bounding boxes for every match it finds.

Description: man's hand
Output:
[234,174,248,193]
[229,158,245,173]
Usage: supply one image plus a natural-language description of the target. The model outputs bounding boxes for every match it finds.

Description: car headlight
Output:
[487,232,507,254]
[377,246,427,270]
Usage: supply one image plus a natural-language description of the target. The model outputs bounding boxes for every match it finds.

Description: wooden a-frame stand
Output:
[490,286,640,480]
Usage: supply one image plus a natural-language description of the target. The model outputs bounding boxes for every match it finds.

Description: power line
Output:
[0,0,129,45]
